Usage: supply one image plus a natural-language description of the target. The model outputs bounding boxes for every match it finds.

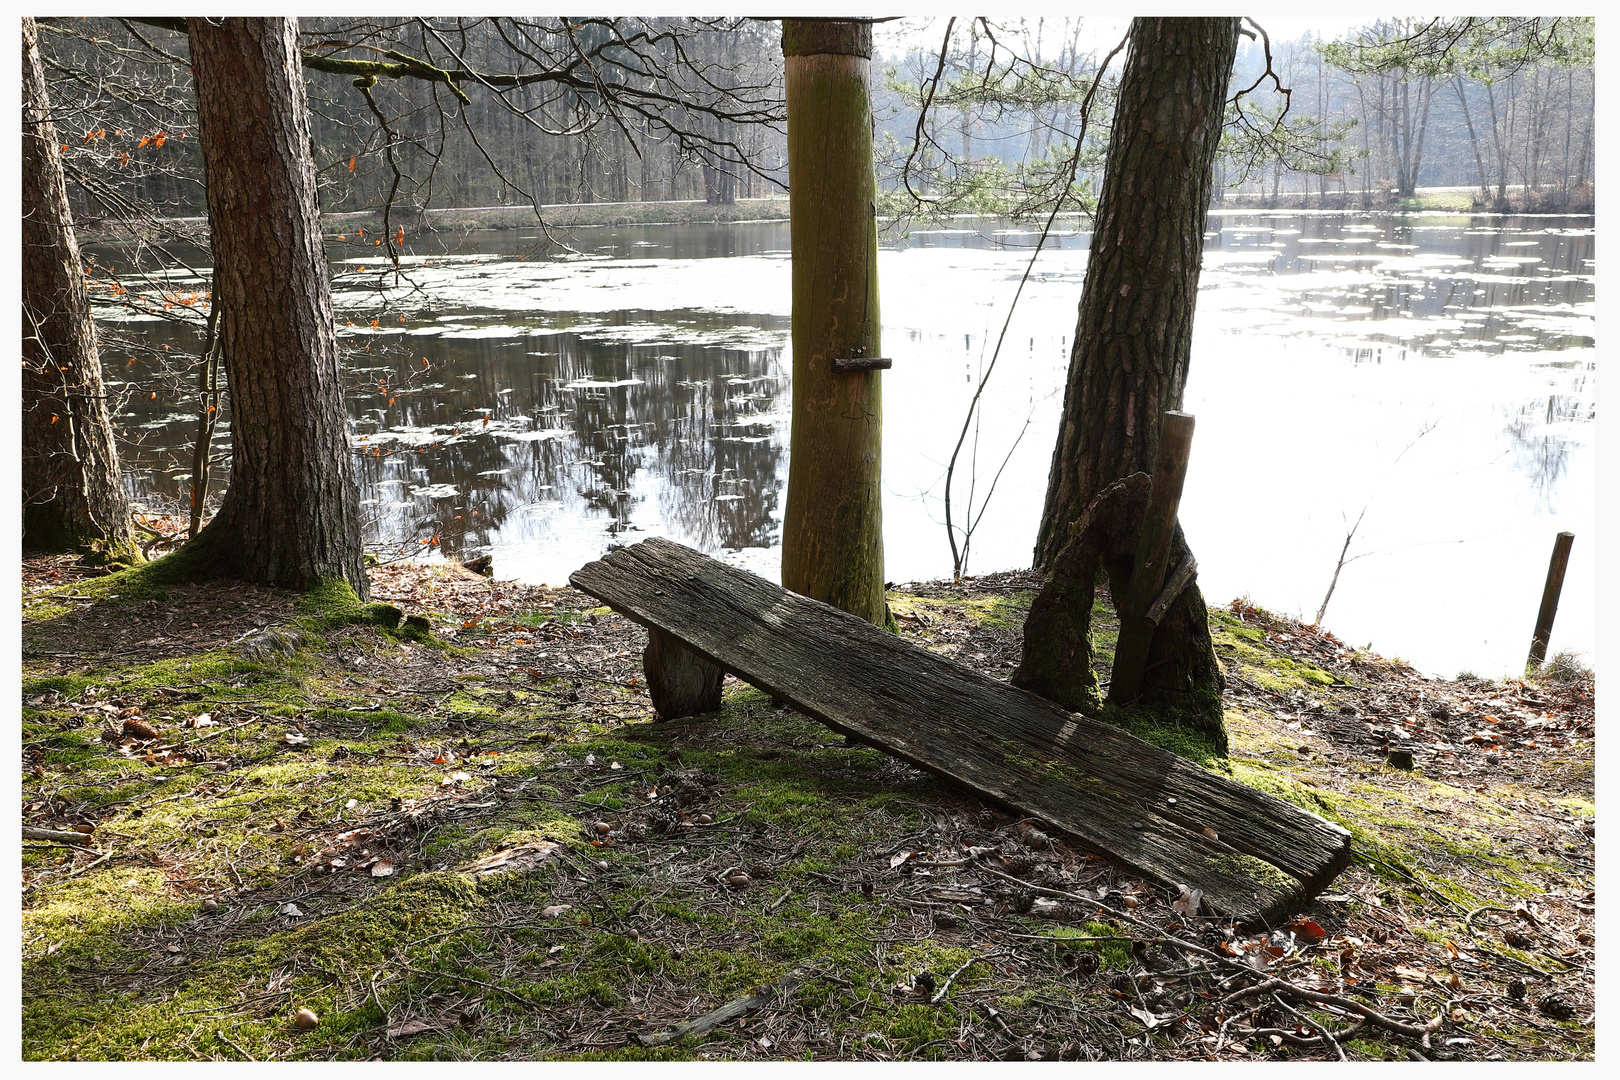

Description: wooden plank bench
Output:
[571,537,1351,925]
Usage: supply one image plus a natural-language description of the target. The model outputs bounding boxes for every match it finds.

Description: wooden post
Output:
[643,628,724,719]
[1108,412,1196,706]
[1526,531,1575,672]
[777,19,889,627]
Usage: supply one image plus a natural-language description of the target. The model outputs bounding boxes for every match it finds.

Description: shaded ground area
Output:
[21,557,1593,1061]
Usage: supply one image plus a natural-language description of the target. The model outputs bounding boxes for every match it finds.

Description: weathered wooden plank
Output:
[571,537,1351,924]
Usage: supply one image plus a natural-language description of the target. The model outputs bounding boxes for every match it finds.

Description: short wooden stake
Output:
[1108,411,1196,706]
[1526,531,1575,673]
[643,628,724,719]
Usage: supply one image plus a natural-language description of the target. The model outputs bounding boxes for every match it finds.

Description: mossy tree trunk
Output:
[1034,17,1239,567]
[184,18,369,599]
[1024,18,1238,744]
[21,16,140,564]
[1013,475,1227,753]
[778,19,888,626]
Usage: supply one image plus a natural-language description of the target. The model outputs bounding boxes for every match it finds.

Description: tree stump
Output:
[1013,474,1227,753]
[643,628,724,719]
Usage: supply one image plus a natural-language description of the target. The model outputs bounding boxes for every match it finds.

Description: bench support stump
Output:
[644,627,724,719]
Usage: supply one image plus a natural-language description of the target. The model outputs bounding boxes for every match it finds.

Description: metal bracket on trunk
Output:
[830,356,891,372]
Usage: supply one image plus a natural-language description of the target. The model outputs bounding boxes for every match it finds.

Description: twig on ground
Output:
[639,968,806,1047]
[930,951,1002,1005]
[384,958,540,1009]
[214,1029,257,1061]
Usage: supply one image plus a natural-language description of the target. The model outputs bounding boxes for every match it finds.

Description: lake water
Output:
[101,211,1595,679]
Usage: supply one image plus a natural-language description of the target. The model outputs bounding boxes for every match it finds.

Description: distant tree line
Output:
[1222,17,1595,209]
[35,15,788,233]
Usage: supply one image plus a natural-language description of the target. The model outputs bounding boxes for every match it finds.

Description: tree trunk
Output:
[1034,17,1238,568]
[778,19,888,626]
[1454,77,1490,199]
[184,18,369,598]
[1485,79,1509,202]
[1028,18,1235,749]
[1403,75,1434,197]
[1014,474,1226,752]
[21,17,140,564]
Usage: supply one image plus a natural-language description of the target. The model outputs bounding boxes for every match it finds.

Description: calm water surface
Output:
[103,211,1595,679]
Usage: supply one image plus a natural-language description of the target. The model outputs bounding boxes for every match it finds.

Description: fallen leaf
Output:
[890,850,918,869]
[1288,919,1327,945]
[1128,1005,1169,1030]
[541,904,572,919]
[1201,827,1219,842]
[387,1017,440,1038]
[1172,885,1203,916]
[279,902,305,917]
[370,860,395,877]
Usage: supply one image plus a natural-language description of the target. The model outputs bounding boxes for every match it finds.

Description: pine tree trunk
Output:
[778,20,888,626]
[185,18,369,598]
[1034,17,1239,568]
[21,17,140,563]
[1024,17,1235,748]
[1014,474,1227,752]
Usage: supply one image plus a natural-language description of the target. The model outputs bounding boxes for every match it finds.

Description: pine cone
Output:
[1537,993,1577,1021]
[122,717,161,740]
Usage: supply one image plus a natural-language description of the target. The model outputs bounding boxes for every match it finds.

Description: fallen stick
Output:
[1224,978,1448,1046]
[215,1029,258,1061]
[386,959,540,1009]
[23,826,91,846]
[930,951,1002,1005]
[639,969,805,1047]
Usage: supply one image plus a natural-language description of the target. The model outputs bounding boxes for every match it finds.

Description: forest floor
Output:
[20,552,1595,1061]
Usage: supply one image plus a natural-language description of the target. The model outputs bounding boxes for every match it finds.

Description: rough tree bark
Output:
[1034,17,1239,566]
[778,19,888,626]
[1013,475,1227,752]
[183,17,369,598]
[1025,18,1238,743]
[21,16,140,563]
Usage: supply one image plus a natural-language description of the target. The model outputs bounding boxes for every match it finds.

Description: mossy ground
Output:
[20,561,1593,1060]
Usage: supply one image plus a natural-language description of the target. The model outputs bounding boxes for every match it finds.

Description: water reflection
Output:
[339,313,789,571]
[98,211,1594,677]
[1501,371,1596,505]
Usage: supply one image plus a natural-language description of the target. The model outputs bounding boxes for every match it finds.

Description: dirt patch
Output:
[23,576,300,664]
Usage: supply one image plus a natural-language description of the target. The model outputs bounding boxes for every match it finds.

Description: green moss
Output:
[1209,613,1341,693]
[23,674,95,698]
[1205,853,1301,896]
[884,1004,954,1055]
[1088,702,1230,768]
[1049,921,1132,969]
